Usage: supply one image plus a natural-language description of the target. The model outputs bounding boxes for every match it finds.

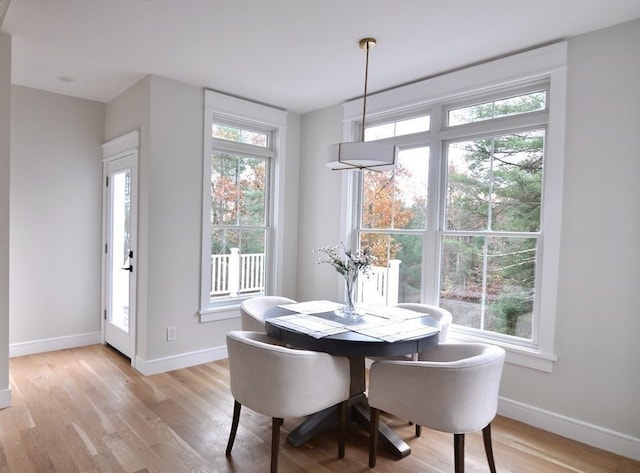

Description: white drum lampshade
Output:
[327,141,398,171]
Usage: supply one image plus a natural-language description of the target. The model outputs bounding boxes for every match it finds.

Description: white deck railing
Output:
[211,248,265,297]
[211,249,401,304]
[357,259,401,306]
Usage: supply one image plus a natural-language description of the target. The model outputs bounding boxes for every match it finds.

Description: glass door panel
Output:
[109,170,131,333]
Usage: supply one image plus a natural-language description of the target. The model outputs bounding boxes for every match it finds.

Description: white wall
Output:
[279,114,301,297]
[0,32,11,408]
[297,105,345,302]
[9,86,105,354]
[105,75,301,372]
[499,19,640,450]
[297,20,640,458]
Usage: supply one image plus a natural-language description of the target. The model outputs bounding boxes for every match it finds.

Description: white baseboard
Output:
[498,397,640,462]
[134,344,228,376]
[9,332,102,358]
[0,387,11,408]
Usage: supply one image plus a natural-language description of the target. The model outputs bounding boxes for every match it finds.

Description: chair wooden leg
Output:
[271,418,283,473]
[482,424,497,473]
[368,407,380,468]
[225,400,242,456]
[337,401,347,459]
[454,433,465,473]
[415,424,422,437]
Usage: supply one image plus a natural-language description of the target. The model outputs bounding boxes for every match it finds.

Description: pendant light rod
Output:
[359,38,376,142]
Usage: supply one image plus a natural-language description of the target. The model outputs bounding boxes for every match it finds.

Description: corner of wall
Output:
[0,31,12,407]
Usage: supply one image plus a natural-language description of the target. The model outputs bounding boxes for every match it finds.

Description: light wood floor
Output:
[1,345,638,473]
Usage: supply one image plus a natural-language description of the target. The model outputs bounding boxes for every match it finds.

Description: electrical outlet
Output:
[167,326,176,341]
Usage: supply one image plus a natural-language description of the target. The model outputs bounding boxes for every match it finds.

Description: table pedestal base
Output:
[351,402,411,458]
[286,395,411,459]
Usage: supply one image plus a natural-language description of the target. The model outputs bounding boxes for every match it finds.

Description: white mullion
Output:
[424,104,444,305]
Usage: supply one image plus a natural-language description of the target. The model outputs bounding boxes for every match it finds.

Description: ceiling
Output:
[1,0,640,114]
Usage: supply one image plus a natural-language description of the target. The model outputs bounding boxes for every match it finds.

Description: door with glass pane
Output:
[103,153,138,359]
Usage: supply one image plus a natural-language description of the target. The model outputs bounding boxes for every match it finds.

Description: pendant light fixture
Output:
[327,37,398,171]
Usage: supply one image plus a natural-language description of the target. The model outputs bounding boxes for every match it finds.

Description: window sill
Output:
[449,332,557,373]
[199,304,241,323]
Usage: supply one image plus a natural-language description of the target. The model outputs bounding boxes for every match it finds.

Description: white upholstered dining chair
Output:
[240,295,296,332]
[396,303,452,345]
[388,303,454,437]
[367,343,506,472]
[225,330,351,473]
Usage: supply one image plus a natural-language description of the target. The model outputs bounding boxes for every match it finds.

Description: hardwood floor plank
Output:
[0,429,35,473]
[0,345,638,473]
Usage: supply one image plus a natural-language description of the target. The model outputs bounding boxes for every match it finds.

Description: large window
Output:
[209,123,271,300]
[201,91,288,320]
[358,86,546,343]
[348,43,567,370]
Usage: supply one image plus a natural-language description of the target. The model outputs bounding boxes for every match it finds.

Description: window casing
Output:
[344,43,567,371]
[200,90,288,321]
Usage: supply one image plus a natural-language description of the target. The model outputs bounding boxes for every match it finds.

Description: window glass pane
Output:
[394,147,429,230]
[446,130,544,232]
[365,123,395,141]
[210,228,239,297]
[212,153,268,227]
[393,233,424,303]
[448,91,546,126]
[364,115,430,141]
[239,157,267,226]
[358,232,423,305]
[238,229,266,296]
[211,152,239,225]
[440,235,484,329]
[212,123,268,147]
[211,228,238,258]
[362,147,428,230]
[440,235,536,339]
[362,168,393,229]
[446,141,490,231]
[396,115,430,135]
[210,229,266,298]
[491,131,544,231]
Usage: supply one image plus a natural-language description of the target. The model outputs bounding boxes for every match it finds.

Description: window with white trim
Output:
[347,43,567,370]
[201,90,288,319]
[358,84,547,344]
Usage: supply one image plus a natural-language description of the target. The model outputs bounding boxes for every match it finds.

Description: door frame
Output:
[101,130,139,366]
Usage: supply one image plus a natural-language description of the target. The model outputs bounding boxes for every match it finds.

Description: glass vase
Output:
[334,277,363,321]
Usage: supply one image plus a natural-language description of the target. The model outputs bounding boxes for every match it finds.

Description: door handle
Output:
[121,265,133,272]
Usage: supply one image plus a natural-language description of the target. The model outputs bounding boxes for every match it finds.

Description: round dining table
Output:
[264,303,441,459]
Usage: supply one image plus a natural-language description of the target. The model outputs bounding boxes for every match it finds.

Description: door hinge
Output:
[104,309,107,320]
[105,176,109,187]
[105,243,108,254]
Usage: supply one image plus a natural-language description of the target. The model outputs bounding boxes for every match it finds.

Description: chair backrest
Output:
[226,331,350,419]
[368,343,505,434]
[394,303,452,342]
[240,295,296,332]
